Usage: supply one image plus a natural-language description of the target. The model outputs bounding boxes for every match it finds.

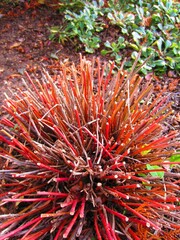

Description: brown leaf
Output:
[9,42,22,49]
[0,67,4,73]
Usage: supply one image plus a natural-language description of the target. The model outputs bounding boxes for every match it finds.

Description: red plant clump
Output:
[0,56,179,239]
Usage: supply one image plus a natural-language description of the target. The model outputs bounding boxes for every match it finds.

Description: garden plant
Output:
[0,0,179,239]
[50,0,180,75]
[0,55,179,239]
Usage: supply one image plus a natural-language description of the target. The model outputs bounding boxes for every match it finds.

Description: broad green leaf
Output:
[129,43,139,51]
[125,14,135,24]
[132,31,142,45]
[85,47,94,53]
[156,37,164,52]
[146,30,156,44]
[146,164,164,178]
[50,27,59,34]
[142,182,152,190]
[101,49,110,56]
[114,55,122,64]
[104,41,111,48]
[170,154,180,163]
[157,23,163,30]
[131,51,139,60]
[166,0,173,9]
[153,60,166,66]
[165,40,172,51]
[107,12,114,21]
[136,5,144,20]
[111,42,118,49]
[152,14,161,24]
[165,56,175,68]
[121,28,128,34]
[117,36,125,44]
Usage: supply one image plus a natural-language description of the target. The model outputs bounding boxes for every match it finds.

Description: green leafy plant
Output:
[104,0,180,74]
[56,0,86,13]
[146,164,165,178]
[50,0,180,75]
[106,10,135,34]
[170,153,180,169]
[101,36,127,63]
[50,2,104,53]
[0,56,179,239]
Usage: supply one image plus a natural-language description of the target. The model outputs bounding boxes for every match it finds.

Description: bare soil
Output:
[0,4,79,109]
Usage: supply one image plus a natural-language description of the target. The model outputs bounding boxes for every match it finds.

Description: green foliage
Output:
[104,0,180,74]
[57,0,85,13]
[50,1,104,53]
[64,4,104,53]
[170,153,180,168]
[170,154,180,163]
[146,164,165,178]
[50,0,180,74]
[101,36,126,63]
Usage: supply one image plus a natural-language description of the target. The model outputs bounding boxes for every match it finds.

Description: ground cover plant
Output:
[0,55,180,239]
[50,0,180,75]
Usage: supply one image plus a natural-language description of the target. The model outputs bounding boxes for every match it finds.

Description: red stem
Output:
[63,208,80,238]
[94,212,103,240]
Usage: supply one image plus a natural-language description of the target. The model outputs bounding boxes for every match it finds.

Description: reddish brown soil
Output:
[0,3,179,128]
[0,4,80,109]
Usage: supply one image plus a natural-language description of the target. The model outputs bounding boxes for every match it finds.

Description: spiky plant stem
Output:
[0,56,179,239]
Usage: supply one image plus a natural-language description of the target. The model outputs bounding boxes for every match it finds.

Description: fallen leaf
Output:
[0,67,4,73]
[50,53,59,60]
[9,42,22,49]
